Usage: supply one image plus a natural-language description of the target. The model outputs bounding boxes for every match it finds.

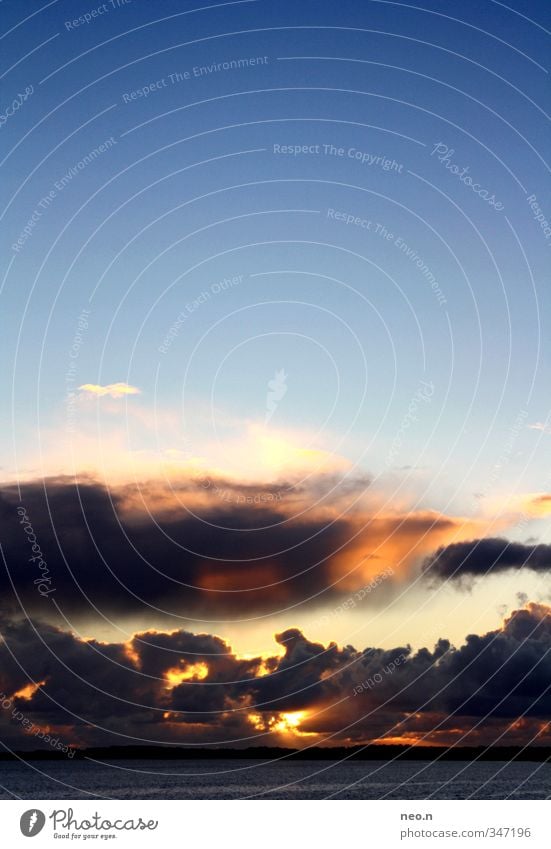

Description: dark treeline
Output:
[1,745,550,762]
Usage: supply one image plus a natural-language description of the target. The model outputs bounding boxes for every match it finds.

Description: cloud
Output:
[521,493,551,519]
[0,604,550,750]
[528,422,551,435]
[0,475,482,622]
[424,538,551,585]
[78,382,141,398]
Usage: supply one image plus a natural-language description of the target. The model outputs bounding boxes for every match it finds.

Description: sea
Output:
[0,759,549,799]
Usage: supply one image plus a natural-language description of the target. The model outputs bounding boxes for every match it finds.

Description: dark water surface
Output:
[0,758,549,799]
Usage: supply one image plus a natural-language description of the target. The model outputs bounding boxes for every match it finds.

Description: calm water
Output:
[0,759,549,799]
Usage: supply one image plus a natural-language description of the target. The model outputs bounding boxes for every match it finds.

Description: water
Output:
[0,759,549,799]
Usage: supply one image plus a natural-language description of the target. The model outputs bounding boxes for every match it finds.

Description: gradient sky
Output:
[1,0,551,752]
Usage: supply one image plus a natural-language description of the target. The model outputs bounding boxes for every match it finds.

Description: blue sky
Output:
[1,2,551,744]
[2,2,550,507]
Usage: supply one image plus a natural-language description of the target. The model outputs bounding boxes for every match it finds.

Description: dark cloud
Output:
[262,603,551,745]
[4,478,549,750]
[0,476,364,621]
[0,604,550,750]
[424,538,551,585]
[0,475,456,623]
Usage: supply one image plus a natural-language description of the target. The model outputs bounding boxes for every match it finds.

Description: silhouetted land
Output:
[1,745,550,762]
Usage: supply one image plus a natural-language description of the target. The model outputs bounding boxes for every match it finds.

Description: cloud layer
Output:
[0,474,480,621]
[0,603,550,751]
[2,474,550,751]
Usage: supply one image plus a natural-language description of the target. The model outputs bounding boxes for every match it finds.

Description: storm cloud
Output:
[424,538,551,585]
[0,475,461,622]
[0,603,550,751]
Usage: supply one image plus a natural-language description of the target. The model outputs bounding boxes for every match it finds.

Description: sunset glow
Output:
[163,663,210,688]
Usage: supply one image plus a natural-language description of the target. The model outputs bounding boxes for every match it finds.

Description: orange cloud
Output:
[520,492,551,519]
[11,680,46,701]
[164,662,209,688]
[323,509,486,591]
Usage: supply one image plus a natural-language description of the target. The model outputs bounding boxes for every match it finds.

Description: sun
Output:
[276,711,306,731]
[249,710,317,738]
[273,710,318,738]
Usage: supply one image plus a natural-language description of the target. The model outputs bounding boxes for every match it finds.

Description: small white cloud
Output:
[78,382,141,399]
[528,422,551,435]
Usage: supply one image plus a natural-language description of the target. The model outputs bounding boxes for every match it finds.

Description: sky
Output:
[0,0,550,753]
